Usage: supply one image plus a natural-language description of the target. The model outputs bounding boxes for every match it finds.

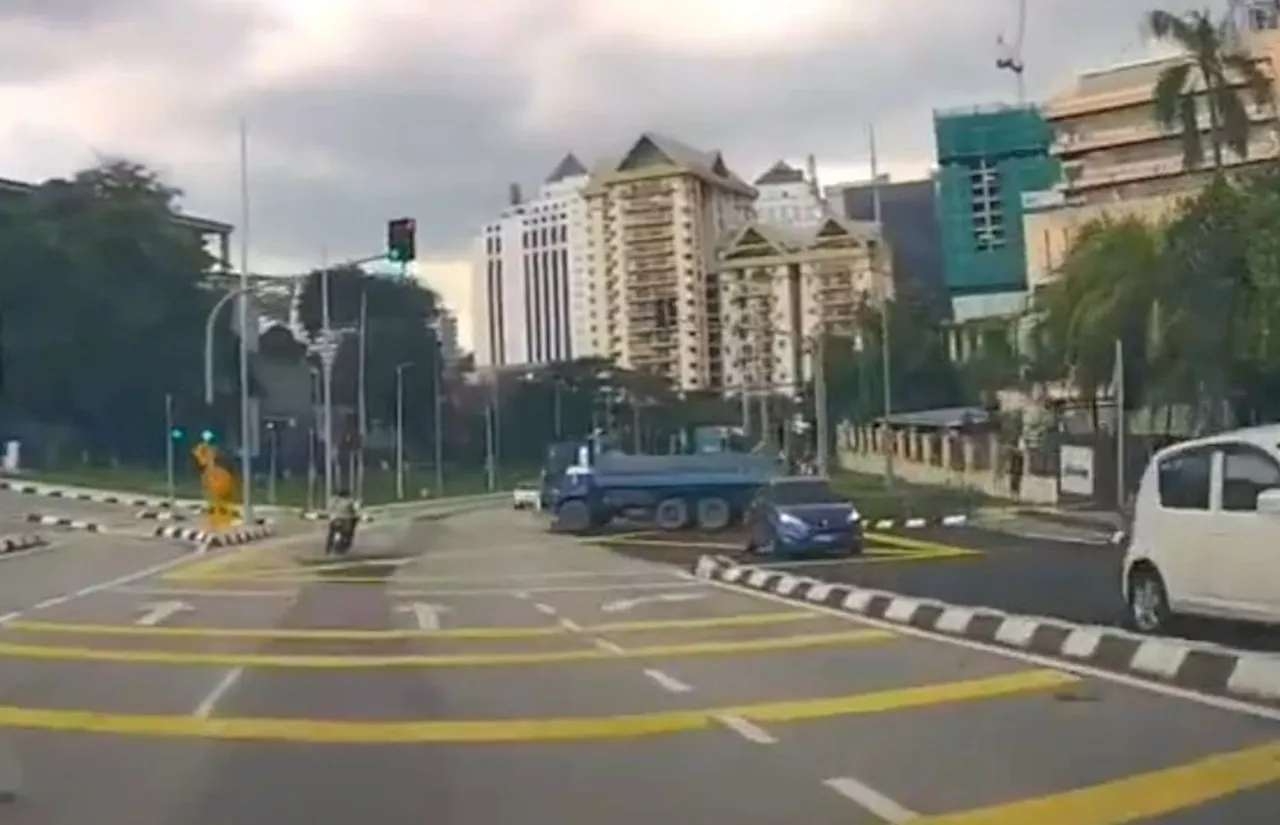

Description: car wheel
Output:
[1127,567,1172,634]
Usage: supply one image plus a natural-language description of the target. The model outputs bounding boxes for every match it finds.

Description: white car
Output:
[1123,423,1280,633]
[512,484,542,511]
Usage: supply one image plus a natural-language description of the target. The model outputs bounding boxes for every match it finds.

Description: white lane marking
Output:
[135,600,193,627]
[396,601,450,630]
[704,578,1280,723]
[823,776,920,823]
[715,714,777,744]
[514,591,531,599]
[532,602,558,616]
[0,542,55,563]
[601,592,706,613]
[193,666,245,718]
[592,638,625,654]
[558,617,583,632]
[643,668,692,693]
[0,611,20,624]
[33,595,68,610]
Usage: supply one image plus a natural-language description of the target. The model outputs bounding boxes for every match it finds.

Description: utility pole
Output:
[395,362,411,500]
[433,341,445,497]
[814,332,830,476]
[320,250,335,508]
[356,288,368,501]
[164,393,176,505]
[237,119,254,522]
[870,124,895,487]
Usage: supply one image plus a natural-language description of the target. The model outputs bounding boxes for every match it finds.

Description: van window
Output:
[1158,449,1211,510]
[1220,445,1280,512]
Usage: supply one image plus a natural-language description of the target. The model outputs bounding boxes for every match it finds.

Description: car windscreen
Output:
[771,481,843,505]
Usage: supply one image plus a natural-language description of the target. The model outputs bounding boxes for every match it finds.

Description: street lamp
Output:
[395,361,413,500]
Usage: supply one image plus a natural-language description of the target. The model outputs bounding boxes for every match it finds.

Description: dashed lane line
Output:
[2,611,823,640]
[0,668,1077,743]
[914,739,1280,825]
[185,568,689,584]
[0,629,895,668]
[106,580,712,598]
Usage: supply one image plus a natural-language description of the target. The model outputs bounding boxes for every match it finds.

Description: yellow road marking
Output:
[865,532,983,557]
[0,629,893,667]
[163,540,299,582]
[0,668,1075,742]
[190,569,685,584]
[5,610,820,640]
[919,739,1280,825]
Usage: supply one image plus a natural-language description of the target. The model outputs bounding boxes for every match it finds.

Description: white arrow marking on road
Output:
[600,592,706,614]
[136,600,193,627]
[397,601,450,631]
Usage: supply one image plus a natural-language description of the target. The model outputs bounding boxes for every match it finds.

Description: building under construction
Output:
[933,104,1058,316]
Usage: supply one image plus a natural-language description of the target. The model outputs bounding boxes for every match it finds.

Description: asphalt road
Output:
[0,505,1271,823]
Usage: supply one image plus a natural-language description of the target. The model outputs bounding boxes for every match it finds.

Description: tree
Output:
[0,159,220,465]
[295,266,444,455]
[1147,7,1272,171]
[1034,215,1163,414]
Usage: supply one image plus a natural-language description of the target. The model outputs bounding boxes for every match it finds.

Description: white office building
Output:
[471,154,590,367]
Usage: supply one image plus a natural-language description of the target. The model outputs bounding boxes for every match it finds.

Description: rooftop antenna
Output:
[995,0,1027,103]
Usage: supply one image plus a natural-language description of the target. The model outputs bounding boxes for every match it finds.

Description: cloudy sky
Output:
[0,0,1219,346]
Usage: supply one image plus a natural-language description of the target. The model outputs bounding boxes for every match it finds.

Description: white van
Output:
[1123,424,1280,633]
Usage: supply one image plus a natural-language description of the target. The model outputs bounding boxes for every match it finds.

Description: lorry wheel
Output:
[554,500,592,533]
[695,497,732,531]
[654,497,691,531]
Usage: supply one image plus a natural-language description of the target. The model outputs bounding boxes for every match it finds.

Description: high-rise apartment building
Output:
[471,154,590,368]
[716,216,892,398]
[583,133,756,391]
[1024,1,1280,290]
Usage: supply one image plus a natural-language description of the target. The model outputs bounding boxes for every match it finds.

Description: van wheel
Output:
[1127,567,1172,634]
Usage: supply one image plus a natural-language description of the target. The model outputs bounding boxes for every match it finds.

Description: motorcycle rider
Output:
[327,487,359,551]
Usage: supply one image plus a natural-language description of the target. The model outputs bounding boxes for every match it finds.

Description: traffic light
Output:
[387,217,417,263]
[200,428,217,444]
[170,426,186,441]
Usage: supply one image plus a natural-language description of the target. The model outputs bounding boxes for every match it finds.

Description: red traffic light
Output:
[387,217,417,263]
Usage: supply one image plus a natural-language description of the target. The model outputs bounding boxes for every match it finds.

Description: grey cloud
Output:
[0,0,265,80]
[194,0,1219,265]
[31,0,1221,269]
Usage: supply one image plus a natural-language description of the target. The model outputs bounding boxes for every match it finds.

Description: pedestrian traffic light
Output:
[200,428,217,444]
[387,217,417,263]
[170,426,186,441]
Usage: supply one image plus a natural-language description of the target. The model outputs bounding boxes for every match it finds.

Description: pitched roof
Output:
[754,160,805,186]
[545,153,588,184]
[602,132,755,195]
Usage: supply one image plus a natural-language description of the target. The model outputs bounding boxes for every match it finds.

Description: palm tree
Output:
[1146,8,1273,171]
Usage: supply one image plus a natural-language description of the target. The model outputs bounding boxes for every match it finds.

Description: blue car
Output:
[743,477,863,558]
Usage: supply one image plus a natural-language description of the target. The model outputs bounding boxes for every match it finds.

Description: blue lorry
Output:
[541,427,779,534]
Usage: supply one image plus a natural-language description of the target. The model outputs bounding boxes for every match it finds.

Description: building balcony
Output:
[1052,106,1276,156]
[1063,136,1280,191]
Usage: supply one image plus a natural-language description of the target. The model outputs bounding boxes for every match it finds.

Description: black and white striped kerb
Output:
[0,534,45,553]
[207,525,275,548]
[0,480,208,510]
[138,510,189,521]
[154,525,207,542]
[693,554,1280,705]
[24,514,103,532]
[867,514,968,531]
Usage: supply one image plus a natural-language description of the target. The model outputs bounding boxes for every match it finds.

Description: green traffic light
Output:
[200,429,216,444]
[170,427,185,441]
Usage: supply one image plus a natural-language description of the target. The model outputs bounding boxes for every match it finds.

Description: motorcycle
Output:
[325,516,356,556]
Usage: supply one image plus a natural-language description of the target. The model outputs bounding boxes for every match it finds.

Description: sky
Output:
[0,0,1220,348]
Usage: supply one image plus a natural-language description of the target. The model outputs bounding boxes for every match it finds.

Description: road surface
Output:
[0,506,1273,823]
